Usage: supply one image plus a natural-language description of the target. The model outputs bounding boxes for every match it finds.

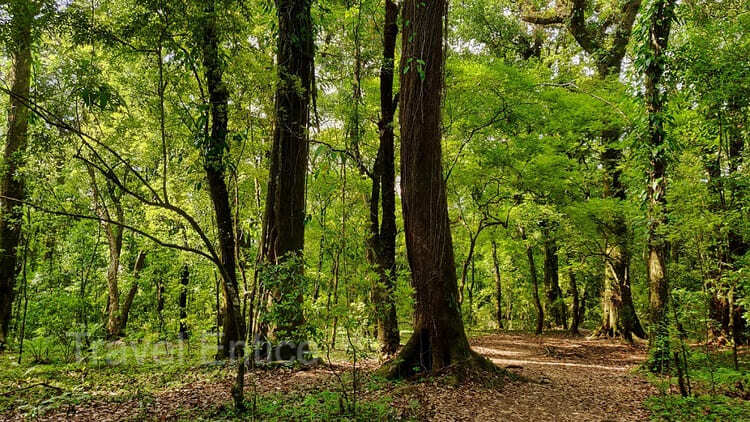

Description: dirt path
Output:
[402,331,657,421]
[11,332,657,421]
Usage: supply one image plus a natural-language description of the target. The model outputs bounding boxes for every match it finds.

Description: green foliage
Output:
[0,0,748,418]
[646,395,750,421]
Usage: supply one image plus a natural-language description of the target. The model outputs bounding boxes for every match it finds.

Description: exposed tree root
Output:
[376,330,499,382]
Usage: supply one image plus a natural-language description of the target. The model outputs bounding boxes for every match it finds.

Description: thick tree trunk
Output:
[538,0,646,341]
[491,240,503,330]
[178,264,189,340]
[0,2,33,351]
[644,0,676,371]
[260,0,314,347]
[366,0,400,356]
[523,0,645,341]
[541,223,566,329]
[379,0,493,378]
[597,232,646,340]
[198,1,245,409]
[596,135,646,340]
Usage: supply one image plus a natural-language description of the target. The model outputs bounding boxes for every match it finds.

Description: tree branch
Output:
[0,195,217,263]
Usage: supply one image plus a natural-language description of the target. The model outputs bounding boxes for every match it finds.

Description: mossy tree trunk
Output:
[642,0,676,371]
[197,1,246,408]
[0,0,33,351]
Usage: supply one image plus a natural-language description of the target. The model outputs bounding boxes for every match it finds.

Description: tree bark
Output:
[367,0,401,356]
[569,269,581,335]
[541,222,566,329]
[178,264,189,340]
[704,106,747,345]
[118,250,145,333]
[379,0,493,378]
[597,138,646,340]
[0,1,33,351]
[643,0,676,370]
[198,1,246,408]
[87,166,127,339]
[260,0,315,346]
[491,240,503,330]
[522,230,544,335]
[526,0,646,340]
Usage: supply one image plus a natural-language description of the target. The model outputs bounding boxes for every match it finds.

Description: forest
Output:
[0,0,748,420]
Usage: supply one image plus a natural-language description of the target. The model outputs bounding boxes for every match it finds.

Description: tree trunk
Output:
[379,0,493,378]
[552,0,646,341]
[597,137,646,340]
[523,0,645,341]
[491,240,503,330]
[0,2,33,351]
[541,222,566,329]
[198,1,245,409]
[569,269,580,335]
[88,170,126,339]
[458,234,478,306]
[704,106,747,345]
[522,231,544,335]
[260,0,314,347]
[365,0,400,356]
[118,250,145,333]
[178,264,189,340]
[644,0,676,371]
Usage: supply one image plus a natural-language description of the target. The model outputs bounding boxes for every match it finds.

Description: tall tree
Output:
[521,228,544,335]
[524,0,646,340]
[0,0,34,351]
[197,0,246,406]
[178,264,189,340]
[380,0,493,377]
[541,220,566,328]
[491,240,504,330]
[638,0,676,370]
[367,0,401,355]
[87,168,144,339]
[259,0,314,349]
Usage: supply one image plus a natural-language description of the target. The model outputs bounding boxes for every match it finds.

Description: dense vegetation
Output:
[0,0,748,420]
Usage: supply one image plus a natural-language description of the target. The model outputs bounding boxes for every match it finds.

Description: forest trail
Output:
[13,332,657,421]
[448,332,657,421]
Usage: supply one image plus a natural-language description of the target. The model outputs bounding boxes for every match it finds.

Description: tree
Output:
[379,0,494,377]
[491,240,504,329]
[524,0,646,340]
[367,0,401,355]
[0,0,34,351]
[178,265,189,340]
[87,166,145,338]
[541,220,566,328]
[197,0,246,406]
[260,0,315,349]
[521,227,544,335]
[637,0,677,370]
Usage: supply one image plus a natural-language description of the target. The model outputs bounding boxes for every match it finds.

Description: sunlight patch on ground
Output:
[471,346,524,357]
[490,358,630,371]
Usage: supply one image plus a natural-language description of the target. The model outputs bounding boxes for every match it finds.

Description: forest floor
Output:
[0,330,670,421]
